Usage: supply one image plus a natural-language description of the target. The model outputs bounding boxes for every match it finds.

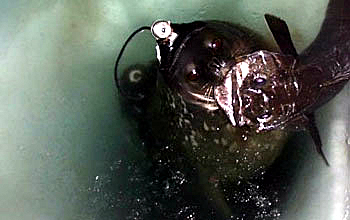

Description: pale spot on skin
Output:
[228,145,237,153]
[178,118,183,128]
[190,135,199,147]
[203,121,209,131]
[221,138,228,146]
[177,113,186,128]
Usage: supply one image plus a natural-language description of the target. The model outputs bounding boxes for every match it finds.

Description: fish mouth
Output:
[213,50,298,131]
[213,60,252,129]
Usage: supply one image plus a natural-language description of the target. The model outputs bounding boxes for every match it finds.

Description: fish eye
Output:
[257,111,272,122]
[186,68,200,81]
[151,20,172,39]
[253,77,267,87]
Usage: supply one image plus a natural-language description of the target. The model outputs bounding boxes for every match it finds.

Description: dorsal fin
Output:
[264,14,298,58]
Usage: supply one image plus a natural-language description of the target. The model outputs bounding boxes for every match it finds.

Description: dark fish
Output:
[228,0,350,165]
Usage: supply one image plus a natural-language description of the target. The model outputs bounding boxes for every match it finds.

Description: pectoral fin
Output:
[304,113,330,166]
[264,14,298,58]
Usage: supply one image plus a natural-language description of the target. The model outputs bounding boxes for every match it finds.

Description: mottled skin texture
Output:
[144,79,288,182]
[119,22,290,218]
[121,61,288,218]
[117,0,350,217]
[120,21,289,184]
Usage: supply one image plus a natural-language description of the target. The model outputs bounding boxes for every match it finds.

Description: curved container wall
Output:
[0,0,348,219]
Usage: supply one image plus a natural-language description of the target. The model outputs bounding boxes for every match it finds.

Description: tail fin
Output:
[300,0,350,61]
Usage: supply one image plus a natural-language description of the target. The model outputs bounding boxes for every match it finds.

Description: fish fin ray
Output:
[264,14,298,58]
[304,113,330,166]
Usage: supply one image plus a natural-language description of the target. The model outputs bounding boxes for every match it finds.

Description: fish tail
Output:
[301,0,350,58]
[299,0,350,81]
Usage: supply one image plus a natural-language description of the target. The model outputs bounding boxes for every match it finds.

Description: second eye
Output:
[253,77,267,87]
[186,68,200,81]
[208,38,222,49]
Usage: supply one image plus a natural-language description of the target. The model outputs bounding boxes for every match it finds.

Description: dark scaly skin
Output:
[263,0,350,126]
[296,0,350,112]
[267,0,350,125]
[220,0,350,165]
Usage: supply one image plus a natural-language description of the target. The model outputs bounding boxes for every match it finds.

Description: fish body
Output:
[224,0,350,163]
[297,0,350,111]
[264,0,350,125]
[208,1,350,135]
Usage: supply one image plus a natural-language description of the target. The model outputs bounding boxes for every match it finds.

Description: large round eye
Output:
[257,111,272,122]
[253,77,267,88]
[185,64,200,82]
[151,20,172,39]
[186,68,200,81]
[208,38,222,49]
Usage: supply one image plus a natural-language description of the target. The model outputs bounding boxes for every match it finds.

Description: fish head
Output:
[215,50,299,131]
